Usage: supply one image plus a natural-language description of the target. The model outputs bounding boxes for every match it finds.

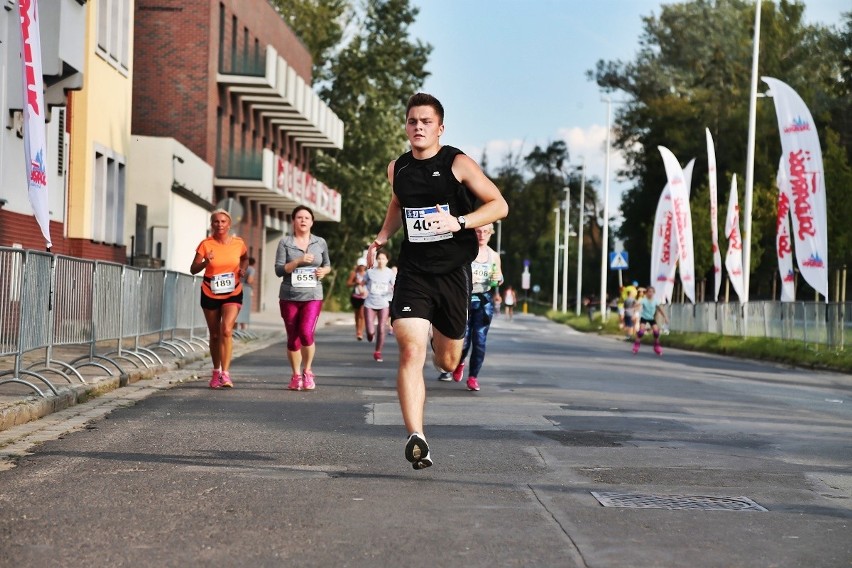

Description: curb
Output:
[0,335,282,435]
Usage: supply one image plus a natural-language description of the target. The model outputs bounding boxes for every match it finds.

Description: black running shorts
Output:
[200,291,243,311]
[390,265,471,339]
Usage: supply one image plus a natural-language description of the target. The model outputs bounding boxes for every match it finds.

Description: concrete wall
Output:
[127,135,213,272]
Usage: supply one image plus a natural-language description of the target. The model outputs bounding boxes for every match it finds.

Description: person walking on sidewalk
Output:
[367,92,508,469]
[364,250,395,362]
[439,223,502,391]
[503,285,516,320]
[346,259,368,341]
[190,209,248,389]
[632,286,669,356]
[275,205,331,391]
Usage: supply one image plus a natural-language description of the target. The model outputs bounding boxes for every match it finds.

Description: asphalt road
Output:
[0,313,849,568]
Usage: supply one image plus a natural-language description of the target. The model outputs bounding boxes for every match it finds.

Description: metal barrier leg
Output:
[26,359,84,384]
[0,371,60,397]
[66,353,126,377]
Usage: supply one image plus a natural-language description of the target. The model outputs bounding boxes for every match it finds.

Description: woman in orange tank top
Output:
[190,209,248,389]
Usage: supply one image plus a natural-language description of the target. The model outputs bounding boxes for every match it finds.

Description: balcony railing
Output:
[219,48,266,78]
[216,149,263,180]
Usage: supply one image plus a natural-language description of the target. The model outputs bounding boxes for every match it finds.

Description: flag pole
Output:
[742,0,761,303]
[599,97,612,321]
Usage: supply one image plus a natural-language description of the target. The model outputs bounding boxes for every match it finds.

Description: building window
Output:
[96,0,131,71]
[92,149,126,244]
[218,4,226,71]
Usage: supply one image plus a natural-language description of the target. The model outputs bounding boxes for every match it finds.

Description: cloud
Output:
[557,125,629,185]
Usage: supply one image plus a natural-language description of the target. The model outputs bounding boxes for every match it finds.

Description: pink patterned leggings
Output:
[279,299,323,351]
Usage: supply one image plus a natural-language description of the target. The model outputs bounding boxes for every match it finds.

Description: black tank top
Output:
[393,146,478,274]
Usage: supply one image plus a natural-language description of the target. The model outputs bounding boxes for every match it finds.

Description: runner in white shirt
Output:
[364,251,395,362]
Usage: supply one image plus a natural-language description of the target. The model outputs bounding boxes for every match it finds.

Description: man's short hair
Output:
[406,93,444,124]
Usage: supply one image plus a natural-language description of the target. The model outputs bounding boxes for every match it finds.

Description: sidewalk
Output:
[0,308,351,435]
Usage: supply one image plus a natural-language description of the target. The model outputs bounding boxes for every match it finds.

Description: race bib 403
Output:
[404,204,452,243]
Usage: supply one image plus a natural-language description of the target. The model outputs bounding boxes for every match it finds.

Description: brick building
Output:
[131,0,344,311]
[1,1,344,315]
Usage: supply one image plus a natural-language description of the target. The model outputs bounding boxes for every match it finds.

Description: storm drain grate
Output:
[591,491,767,512]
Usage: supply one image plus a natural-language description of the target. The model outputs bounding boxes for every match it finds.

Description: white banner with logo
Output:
[725,174,745,301]
[18,0,52,248]
[775,161,796,302]
[658,146,695,303]
[762,77,828,299]
[650,159,694,304]
[650,181,676,303]
[706,128,722,302]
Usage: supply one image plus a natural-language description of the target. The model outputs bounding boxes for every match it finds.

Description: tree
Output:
[276,0,431,303]
[589,0,849,300]
[271,0,349,84]
[493,141,601,307]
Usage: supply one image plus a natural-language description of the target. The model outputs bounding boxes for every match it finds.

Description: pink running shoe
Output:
[653,343,662,356]
[302,370,316,391]
[209,369,223,389]
[288,373,303,391]
[632,342,640,355]
[452,362,465,382]
[466,376,480,391]
[373,351,383,362]
[220,371,233,388]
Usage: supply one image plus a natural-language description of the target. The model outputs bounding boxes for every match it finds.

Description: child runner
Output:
[633,286,669,355]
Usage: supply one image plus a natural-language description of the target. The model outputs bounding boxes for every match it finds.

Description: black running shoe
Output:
[405,433,433,469]
[437,372,452,381]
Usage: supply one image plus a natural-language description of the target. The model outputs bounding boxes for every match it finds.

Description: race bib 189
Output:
[210,272,236,294]
[404,204,452,243]
[292,267,318,288]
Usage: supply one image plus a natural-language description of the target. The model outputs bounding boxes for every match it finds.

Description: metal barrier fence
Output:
[0,247,208,397]
[668,301,850,349]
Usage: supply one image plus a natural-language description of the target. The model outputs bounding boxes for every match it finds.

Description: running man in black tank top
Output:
[366,93,508,470]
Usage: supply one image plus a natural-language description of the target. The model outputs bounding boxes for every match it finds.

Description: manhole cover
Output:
[591,491,767,511]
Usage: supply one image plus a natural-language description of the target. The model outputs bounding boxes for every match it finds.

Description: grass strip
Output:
[546,310,852,374]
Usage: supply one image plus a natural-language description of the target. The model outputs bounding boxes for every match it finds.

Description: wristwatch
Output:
[457,215,467,230]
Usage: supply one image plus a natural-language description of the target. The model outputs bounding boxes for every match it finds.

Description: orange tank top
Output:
[196,236,247,299]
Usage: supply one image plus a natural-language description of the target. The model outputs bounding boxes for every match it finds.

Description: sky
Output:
[408,0,848,219]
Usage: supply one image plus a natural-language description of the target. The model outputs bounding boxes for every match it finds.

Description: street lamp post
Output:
[561,186,571,313]
[552,207,560,312]
[495,220,502,258]
[600,97,613,322]
[575,158,586,316]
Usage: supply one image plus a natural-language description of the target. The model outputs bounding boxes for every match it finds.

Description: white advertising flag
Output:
[18,0,52,248]
[650,158,695,304]
[725,175,745,301]
[762,77,828,299]
[775,161,796,302]
[650,182,676,303]
[706,128,722,301]
[657,146,695,303]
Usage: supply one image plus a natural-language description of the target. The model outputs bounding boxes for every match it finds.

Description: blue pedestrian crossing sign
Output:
[609,251,629,270]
